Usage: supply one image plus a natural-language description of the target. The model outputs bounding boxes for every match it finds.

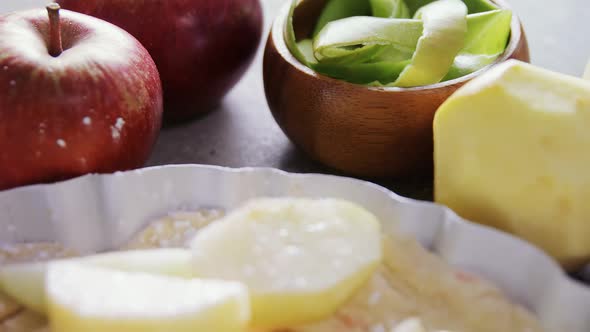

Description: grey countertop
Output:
[3,0,589,200]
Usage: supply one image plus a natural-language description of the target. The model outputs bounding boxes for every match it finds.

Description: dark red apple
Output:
[0,4,163,191]
[58,0,263,121]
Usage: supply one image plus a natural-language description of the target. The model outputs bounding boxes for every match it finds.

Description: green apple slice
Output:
[370,0,410,18]
[393,0,467,87]
[46,262,250,332]
[0,249,194,314]
[190,198,382,328]
[434,59,590,269]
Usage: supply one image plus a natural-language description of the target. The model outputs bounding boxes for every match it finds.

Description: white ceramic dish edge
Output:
[0,164,588,331]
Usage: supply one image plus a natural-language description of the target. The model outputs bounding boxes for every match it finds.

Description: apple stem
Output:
[46,3,63,57]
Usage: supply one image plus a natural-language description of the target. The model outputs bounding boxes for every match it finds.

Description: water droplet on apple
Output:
[82,117,92,126]
[35,151,42,158]
[111,127,121,140]
[115,117,125,130]
[9,80,15,87]
[2,66,8,71]
[110,118,126,140]
[56,139,67,148]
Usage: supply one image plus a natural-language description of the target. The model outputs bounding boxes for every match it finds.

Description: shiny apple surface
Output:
[58,0,263,120]
[0,8,163,190]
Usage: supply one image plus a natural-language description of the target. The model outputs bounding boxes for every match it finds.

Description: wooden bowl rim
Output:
[270,0,524,92]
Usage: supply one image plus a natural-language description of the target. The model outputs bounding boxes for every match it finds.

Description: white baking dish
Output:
[0,165,588,331]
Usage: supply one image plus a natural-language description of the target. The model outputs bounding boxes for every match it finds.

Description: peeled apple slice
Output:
[74,249,194,277]
[434,60,590,269]
[0,249,194,314]
[393,0,467,87]
[190,198,382,328]
[46,262,250,332]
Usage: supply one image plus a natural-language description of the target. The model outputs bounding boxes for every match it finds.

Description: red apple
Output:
[0,4,163,191]
[58,0,263,121]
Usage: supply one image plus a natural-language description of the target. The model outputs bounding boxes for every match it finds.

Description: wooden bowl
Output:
[263,0,530,178]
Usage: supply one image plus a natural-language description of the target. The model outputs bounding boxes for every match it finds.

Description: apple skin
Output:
[57,0,263,121]
[0,8,163,191]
